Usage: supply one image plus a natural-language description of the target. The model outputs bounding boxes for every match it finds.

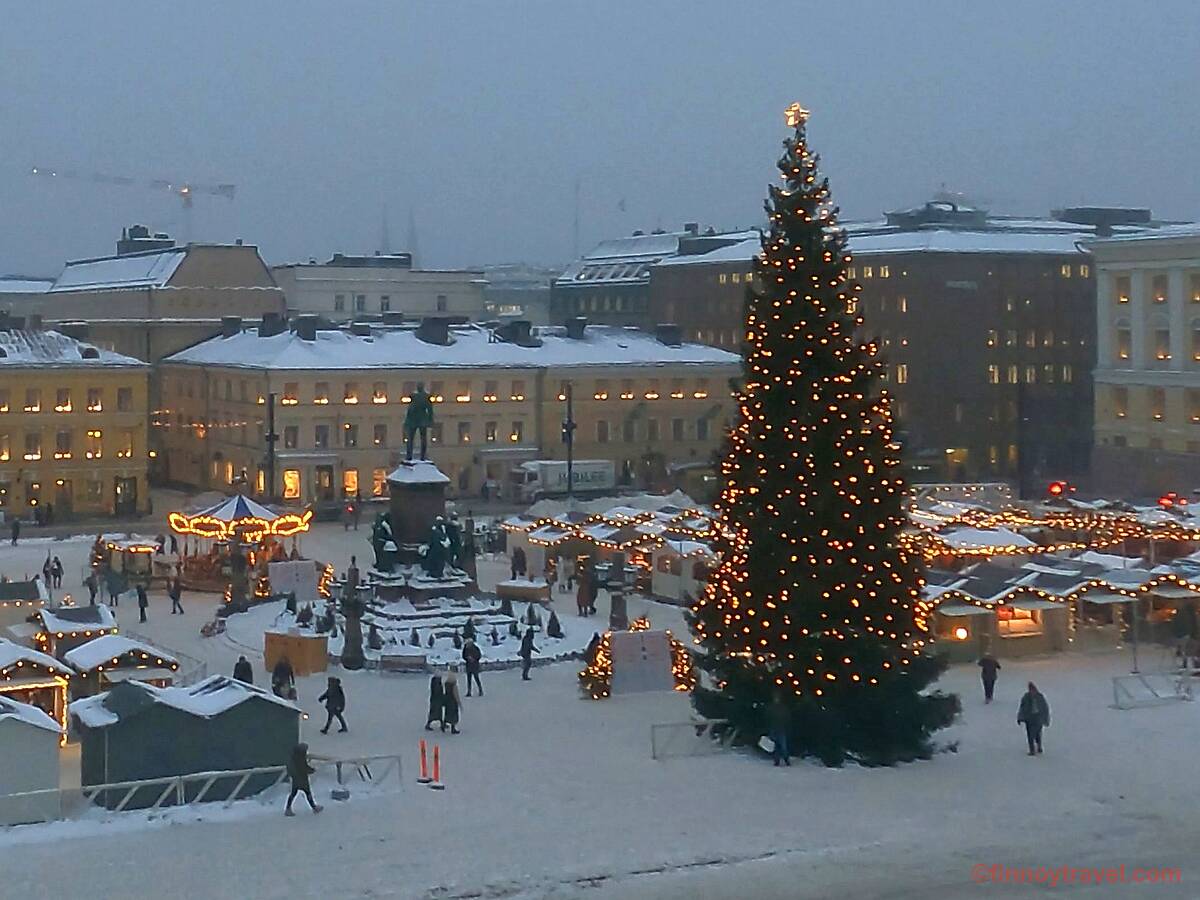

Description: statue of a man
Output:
[444,513,463,569]
[423,516,450,579]
[404,382,435,461]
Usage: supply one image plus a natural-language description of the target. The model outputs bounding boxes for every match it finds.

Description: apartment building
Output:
[0,326,150,519]
[1091,225,1200,495]
[159,316,738,506]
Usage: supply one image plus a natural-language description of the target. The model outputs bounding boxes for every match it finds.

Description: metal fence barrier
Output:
[1112,672,1194,709]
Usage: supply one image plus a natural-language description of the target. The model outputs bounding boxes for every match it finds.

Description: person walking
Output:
[10,517,19,546]
[136,583,149,623]
[519,626,540,681]
[318,676,348,734]
[576,577,590,617]
[51,557,63,589]
[766,691,792,767]
[105,569,121,606]
[169,533,179,556]
[85,572,99,606]
[272,656,295,700]
[352,494,362,531]
[424,673,444,731]
[978,652,1001,704]
[1017,682,1050,756]
[233,655,254,684]
[169,575,185,614]
[462,638,483,697]
[42,557,53,590]
[441,671,461,734]
[511,546,526,581]
[284,743,323,816]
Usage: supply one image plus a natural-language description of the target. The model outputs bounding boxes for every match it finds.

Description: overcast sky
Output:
[2,1,1198,276]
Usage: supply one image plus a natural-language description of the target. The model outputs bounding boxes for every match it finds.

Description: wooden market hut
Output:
[64,635,180,697]
[649,539,717,605]
[70,675,301,809]
[34,605,118,660]
[0,638,72,741]
[0,696,63,825]
[0,579,50,630]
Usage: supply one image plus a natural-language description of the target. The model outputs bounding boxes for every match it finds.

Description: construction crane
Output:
[29,165,236,207]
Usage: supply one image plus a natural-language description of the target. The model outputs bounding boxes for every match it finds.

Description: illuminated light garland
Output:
[168,508,313,542]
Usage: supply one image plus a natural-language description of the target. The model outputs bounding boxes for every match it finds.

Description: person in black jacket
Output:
[584,632,602,666]
[272,656,295,699]
[136,583,149,623]
[462,638,483,697]
[233,655,254,684]
[978,653,1001,703]
[169,576,185,615]
[318,676,348,734]
[424,674,444,730]
[1017,682,1050,755]
[519,627,540,681]
[766,691,792,767]
[284,743,323,816]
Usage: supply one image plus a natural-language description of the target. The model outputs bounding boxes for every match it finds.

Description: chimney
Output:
[235,238,243,246]
[295,314,319,342]
[381,311,406,327]
[416,316,452,346]
[58,321,90,342]
[26,314,43,331]
[565,316,588,340]
[220,315,243,338]
[655,323,683,347]
[259,312,286,338]
[683,222,699,235]
[350,321,372,337]
[495,319,541,347]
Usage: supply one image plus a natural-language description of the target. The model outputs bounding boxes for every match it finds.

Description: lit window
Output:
[1191,273,1200,303]
[1116,275,1131,303]
[401,381,416,403]
[1042,364,1055,383]
[1060,264,1072,278]
[862,266,873,279]
[314,382,329,404]
[483,380,498,402]
[998,606,1042,637]
[731,273,741,284]
[372,382,388,404]
[1155,328,1171,361]
[1024,366,1037,384]
[283,470,301,500]
[897,296,908,313]
[1042,330,1054,347]
[372,468,387,496]
[343,469,359,497]
[1079,264,1090,278]
[85,429,102,459]
[1007,365,1019,384]
[1152,274,1168,303]
[1151,388,1166,421]
[0,434,8,461]
[0,390,8,413]
[1025,330,1037,348]
[896,364,908,384]
[670,379,685,400]
[55,388,72,413]
[485,421,497,444]
[645,380,661,400]
[693,379,710,399]
[1005,330,1017,348]
[510,421,524,443]
[282,383,299,406]
[23,432,41,461]
[116,430,134,459]
[846,267,856,279]
[987,364,1000,384]
[986,330,998,348]
[718,273,727,285]
[1113,387,1128,419]
[619,380,635,401]
[456,380,471,403]
[593,380,609,401]
[343,383,359,404]
[1116,328,1131,361]
[430,382,445,403]
[1061,364,1072,383]
[509,380,526,402]
[458,422,472,444]
[24,389,40,413]
[53,430,72,460]
[878,265,890,278]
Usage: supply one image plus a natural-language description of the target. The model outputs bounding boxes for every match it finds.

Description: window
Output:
[1060,264,1072,278]
[372,382,388,404]
[354,294,366,312]
[380,296,390,312]
[284,425,298,449]
[343,469,359,497]
[55,388,72,413]
[647,419,660,442]
[54,430,72,460]
[897,296,908,313]
[225,460,236,485]
[1042,364,1055,383]
[401,381,416,402]
[85,429,102,459]
[372,468,388,496]
[282,383,299,405]
[1024,365,1037,384]
[986,330,998,348]
[731,273,741,284]
[1005,330,1017,348]
[719,273,727,285]
[597,421,610,443]
[997,606,1042,637]
[431,423,443,444]
[1112,387,1128,419]
[343,383,359,404]
[1151,388,1166,421]
[283,470,301,500]
[622,420,636,442]
[896,364,909,384]
[510,380,526,402]
[1079,264,1090,278]
[987,364,1000,385]
[510,421,524,443]
[1192,273,1200,303]
[1115,275,1131,303]
[670,379,685,400]
[373,424,387,446]
[1155,328,1171,361]
[0,390,8,413]
[1116,328,1131,361]
[879,265,890,278]
[343,423,358,448]
[315,424,330,449]
[483,381,498,402]
[1061,364,1073,383]
[0,434,8,462]
[620,379,635,401]
[1042,330,1054,347]
[1189,391,1200,424]
[645,380,661,400]
[334,295,345,312]
[116,430,133,458]
[458,422,472,444]
[696,418,710,441]
[485,421,497,443]
[1152,274,1168,303]
[953,403,964,424]
[430,382,444,403]
[1005,296,1016,313]
[456,381,471,403]
[1007,365,1019,384]
[1025,330,1037,348]
[693,379,710,400]
[314,382,329,405]
[23,432,41,461]
[24,389,40,413]
[224,380,233,401]
[672,418,685,441]
[1193,323,1200,361]
[846,267,856,280]
[862,266,873,279]
[436,295,448,312]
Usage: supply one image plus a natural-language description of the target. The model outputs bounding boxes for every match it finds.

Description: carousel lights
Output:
[168,508,313,542]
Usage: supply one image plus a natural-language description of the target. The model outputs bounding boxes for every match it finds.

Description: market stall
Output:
[0,638,72,743]
[64,634,180,696]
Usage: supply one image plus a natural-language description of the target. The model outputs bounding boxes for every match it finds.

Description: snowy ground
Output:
[1,521,1198,898]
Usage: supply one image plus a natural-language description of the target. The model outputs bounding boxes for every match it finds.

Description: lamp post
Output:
[562,383,577,502]
[264,392,278,503]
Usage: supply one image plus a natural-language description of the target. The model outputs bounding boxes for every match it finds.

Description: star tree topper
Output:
[784,102,810,127]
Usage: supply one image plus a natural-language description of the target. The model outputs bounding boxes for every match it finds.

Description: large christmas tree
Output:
[690,104,958,766]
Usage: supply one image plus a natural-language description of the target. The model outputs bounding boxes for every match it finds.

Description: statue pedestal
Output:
[386,462,451,566]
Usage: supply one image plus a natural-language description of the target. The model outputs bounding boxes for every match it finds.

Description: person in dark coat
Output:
[169,533,179,556]
[519,627,540,681]
[105,569,121,606]
[511,546,527,581]
[766,692,792,767]
[584,632,602,666]
[1017,682,1050,755]
[233,655,254,684]
[441,671,461,733]
[10,518,18,546]
[169,576,185,614]
[51,557,63,589]
[978,653,1001,703]
[42,557,53,591]
[318,676,348,734]
[272,656,295,699]
[284,743,322,816]
[462,638,483,696]
[424,674,444,730]
[136,583,149,623]
[85,572,98,606]
[576,577,590,617]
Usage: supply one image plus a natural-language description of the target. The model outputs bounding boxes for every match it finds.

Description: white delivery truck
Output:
[510,459,616,502]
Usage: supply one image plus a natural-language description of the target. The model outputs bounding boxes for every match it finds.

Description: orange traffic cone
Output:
[429,744,445,791]
[417,739,431,784]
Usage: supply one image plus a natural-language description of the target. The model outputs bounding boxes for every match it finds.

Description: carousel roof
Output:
[193,494,280,522]
[169,493,312,539]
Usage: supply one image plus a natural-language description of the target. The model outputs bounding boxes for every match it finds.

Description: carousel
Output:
[168,494,321,611]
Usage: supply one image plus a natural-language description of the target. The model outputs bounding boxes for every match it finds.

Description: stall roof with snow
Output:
[64,634,180,675]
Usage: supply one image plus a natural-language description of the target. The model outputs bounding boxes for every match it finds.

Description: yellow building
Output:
[0,327,150,519]
[1091,225,1200,495]
[159,316,738,507]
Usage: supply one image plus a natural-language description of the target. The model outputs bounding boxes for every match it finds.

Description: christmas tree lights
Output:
[689,104,958,766]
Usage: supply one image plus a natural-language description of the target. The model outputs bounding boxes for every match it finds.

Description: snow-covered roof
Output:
[0,330,146,369]
[655,238,761,267]
[0,696,61,733]
[0,277,53,294]
[846,230,1088,256]
[0,638,72,677]
[70,674,299,729]
[655,540,716,558]
[51,247,187,292]
[1089,223,1200,245]
[63,635,178,673]
[164,323,740,371]
[936,527,1037,550]
[386,461,451,485]
[39,604,117,635]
